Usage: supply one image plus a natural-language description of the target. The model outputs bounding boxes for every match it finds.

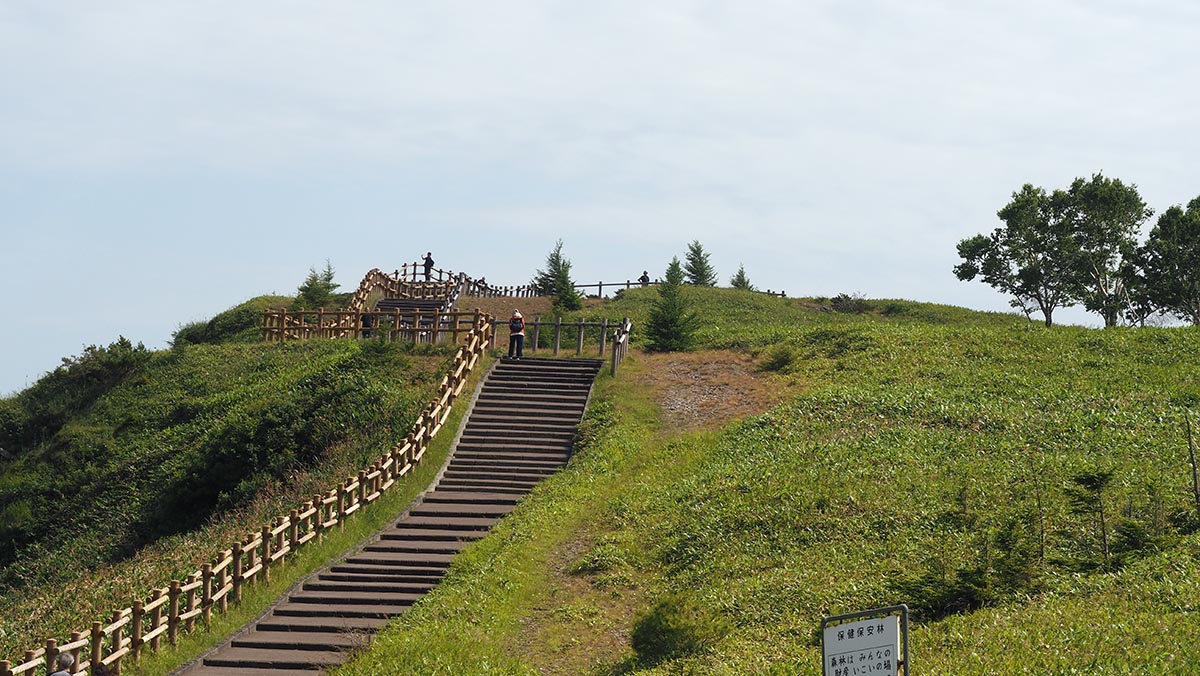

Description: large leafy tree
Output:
[646,257,700,352]
[684,240,718,286]
[1137,196,1200,325]
[1066,173,1153,327]
[532,239,583,311]
[955,185,1081,327]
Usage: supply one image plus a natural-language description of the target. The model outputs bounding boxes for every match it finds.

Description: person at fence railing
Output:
[508,309,525,359]
[361,313,374,338]
[638,270,650,287]
[422,252,435,281]
[49,652,74,676]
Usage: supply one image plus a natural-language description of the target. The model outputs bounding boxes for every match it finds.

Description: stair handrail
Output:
[610,317,632,376]
[0,316,495,676]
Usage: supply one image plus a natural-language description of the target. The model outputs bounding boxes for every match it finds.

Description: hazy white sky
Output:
[3,1,1199,393]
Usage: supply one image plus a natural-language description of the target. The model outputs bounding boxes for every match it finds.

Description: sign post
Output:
[821,604,908,676]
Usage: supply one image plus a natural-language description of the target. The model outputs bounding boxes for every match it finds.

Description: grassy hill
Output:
[0,296,453,659]
[338,288,1200,674]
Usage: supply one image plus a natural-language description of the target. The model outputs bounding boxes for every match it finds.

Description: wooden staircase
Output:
[175,357,603,675]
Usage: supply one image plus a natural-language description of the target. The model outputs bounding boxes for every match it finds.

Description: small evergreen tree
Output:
[646,257,700,352]
[684,240,717,286]
[533,239,583,311]
[292,260,339,309]
[730,263,754,291]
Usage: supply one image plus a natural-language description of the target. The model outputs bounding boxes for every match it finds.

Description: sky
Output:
[2,1,1199,394]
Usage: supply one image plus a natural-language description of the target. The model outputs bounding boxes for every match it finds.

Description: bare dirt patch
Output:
[627,349,787,432]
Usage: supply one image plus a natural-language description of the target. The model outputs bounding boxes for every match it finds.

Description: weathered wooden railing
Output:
[0,320,494,676]
[494,315,633,374]
[461,276,536,298]
[263,309,483,344]
[396,261,459,284]
[611,318,633,376]
[573,279,786,298]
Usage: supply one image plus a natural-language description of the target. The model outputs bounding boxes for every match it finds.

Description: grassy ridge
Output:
[0,303,452,658]
[339,294,1200,674]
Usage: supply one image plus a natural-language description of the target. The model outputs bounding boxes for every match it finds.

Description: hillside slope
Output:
[338,291,1200,674]
[0,298,452,659]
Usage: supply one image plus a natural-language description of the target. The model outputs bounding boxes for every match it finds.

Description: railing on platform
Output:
[263,309,484,344]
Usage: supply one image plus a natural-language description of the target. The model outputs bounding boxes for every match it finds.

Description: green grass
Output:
[123,353,492,676]
[0,337,453,659]
[336,291,1200,675]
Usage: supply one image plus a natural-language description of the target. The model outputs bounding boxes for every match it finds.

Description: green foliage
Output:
[533,239,583,311]
[631,592,730,665]
[0,337,150,453]
[955,183,1081,326]
[173,295,291,346]
[291,260,340,310]
[729,263,754,291]
[830,292,869,313]
[684,240,718,286]
[1134,196,1200,325]
[646,257,700,352]
[1067,173,1153,327]
[0,340,438,593]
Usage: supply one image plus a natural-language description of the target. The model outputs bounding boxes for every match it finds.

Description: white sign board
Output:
[822,614,900,676]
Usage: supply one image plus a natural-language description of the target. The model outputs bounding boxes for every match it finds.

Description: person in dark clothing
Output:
[361,313,374,338]
[508,310,525,359]
[638,270,651,287]
[422,252,435,281]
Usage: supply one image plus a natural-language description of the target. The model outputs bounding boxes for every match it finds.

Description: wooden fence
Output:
[0,320,495,676]
[263,309,483,344]
[395,261,459,284]
[611,318,633,375]
[493,315,633,376]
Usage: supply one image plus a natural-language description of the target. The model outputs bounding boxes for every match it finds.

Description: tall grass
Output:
[337,295,1200,674]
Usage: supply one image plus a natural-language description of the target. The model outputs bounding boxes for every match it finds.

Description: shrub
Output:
[759,344,796,372]
[631,592,729,665]
[830,292,870,313]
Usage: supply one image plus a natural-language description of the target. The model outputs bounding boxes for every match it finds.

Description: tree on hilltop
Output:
[730,263,755,291]
[684,240,717,286]
[646,257,700,352]
[292,260,339,309]
[1135,196,1200,325]
[1066,173,1153,327]
[533,239,583,311]
[955,184,1080,327]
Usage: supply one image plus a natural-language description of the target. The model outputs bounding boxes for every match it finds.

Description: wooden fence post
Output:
[149,588,164,651]
[532,316,540,353]
[45,639,58,674]
[232,542,244,603]
[131,601,144,661]
[576,318,585,354]
[261,525,272,585]
[167,581,180,645]
[201,564,213,624]
[109,609,124,673]
[289,509,300,555]
[184,572,199,632]
[599,318,608,355]
[553,316,562,355]
[69,631,84,673]
[337,483,347,528]
[90,622,103,673]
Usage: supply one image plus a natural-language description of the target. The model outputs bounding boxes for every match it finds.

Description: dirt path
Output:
[626,349,786,432]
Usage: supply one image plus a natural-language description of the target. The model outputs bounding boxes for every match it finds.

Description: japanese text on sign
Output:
[822,615,900,676]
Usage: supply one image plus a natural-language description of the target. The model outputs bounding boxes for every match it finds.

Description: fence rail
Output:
[263,309,484,344]
[1,319,494,676]
[493,315,633,376]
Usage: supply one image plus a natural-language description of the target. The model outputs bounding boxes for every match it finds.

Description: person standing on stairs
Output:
[422,252,435,281]
[508,309,525,359]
